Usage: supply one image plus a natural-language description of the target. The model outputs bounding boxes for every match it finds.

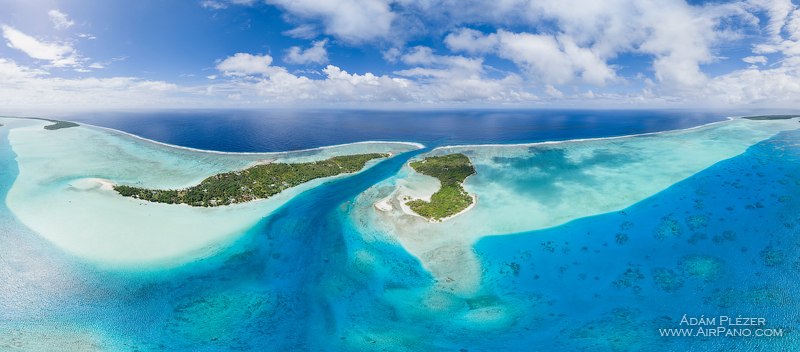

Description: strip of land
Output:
[114,153,388,206]
[0,116,79,130]
[742,115,800,120]
[43,121,80,130]
[406,153,476,221]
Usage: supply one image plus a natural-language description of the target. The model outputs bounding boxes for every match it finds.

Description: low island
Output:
[43,121,80,130]
[115,153,388,206]
[742,115,800,120]
[0,116,78,130]
[406,153,476,221]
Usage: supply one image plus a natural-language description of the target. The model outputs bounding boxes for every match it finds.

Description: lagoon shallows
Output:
[1,111,798,351]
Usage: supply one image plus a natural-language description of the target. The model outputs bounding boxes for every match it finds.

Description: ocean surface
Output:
[67,109,727,151]
[1,110,798,351]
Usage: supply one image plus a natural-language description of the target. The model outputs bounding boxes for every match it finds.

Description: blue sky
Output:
[0,0,799,112]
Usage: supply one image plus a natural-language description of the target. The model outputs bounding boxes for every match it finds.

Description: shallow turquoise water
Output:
[474,129,800,350]
[1,123,798,350]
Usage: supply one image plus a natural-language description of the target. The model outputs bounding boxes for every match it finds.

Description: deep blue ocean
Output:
[2,110,798,351]
[68,109,728,151]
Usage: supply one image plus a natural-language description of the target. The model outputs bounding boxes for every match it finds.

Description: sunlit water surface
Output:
[1,111,798,351]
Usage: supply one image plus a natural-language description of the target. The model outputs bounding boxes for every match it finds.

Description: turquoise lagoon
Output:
[0,113,799,351]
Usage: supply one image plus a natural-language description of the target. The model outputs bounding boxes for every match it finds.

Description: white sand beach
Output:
[356,117,800,294]
[1,117,421,267]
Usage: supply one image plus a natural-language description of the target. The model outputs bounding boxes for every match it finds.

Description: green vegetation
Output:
[406,153,476,221]
[114,153,388,206]
[43,121,79,130]
[743,115,800,120]
[0,116,78,130]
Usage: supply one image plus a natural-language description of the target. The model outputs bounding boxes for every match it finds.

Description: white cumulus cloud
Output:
[266,0,394,43]
[0,58,47,80]
[444,28,498,55]
[700,56,800,105]
[447,29,616,86]
[0,58,190,113]
[214,48,535,104]
[216,53,276,76]
[284,39,329,65]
